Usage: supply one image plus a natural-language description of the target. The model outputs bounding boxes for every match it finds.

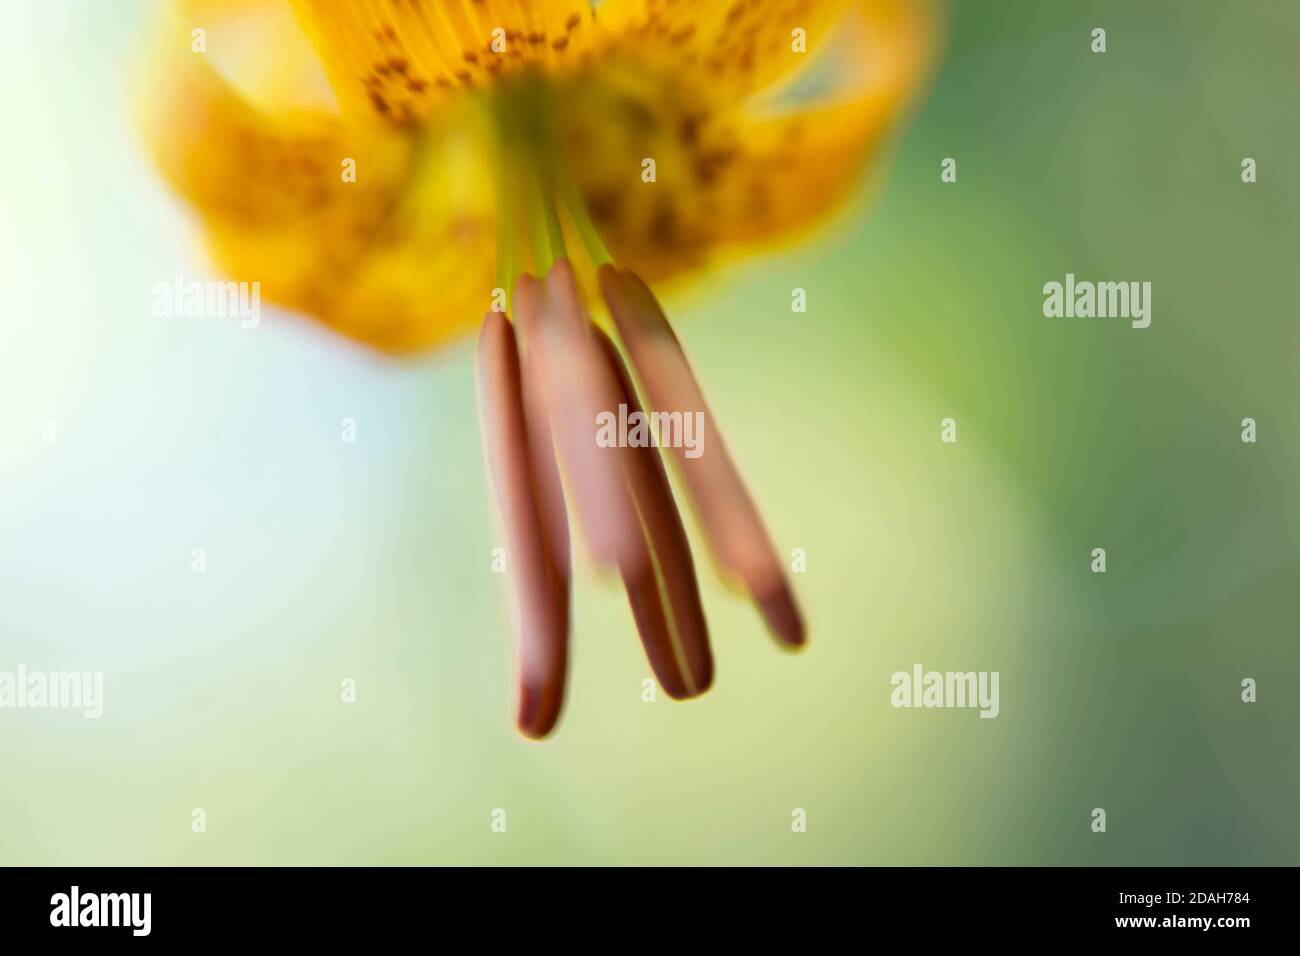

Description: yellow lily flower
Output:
[141,0,937,737]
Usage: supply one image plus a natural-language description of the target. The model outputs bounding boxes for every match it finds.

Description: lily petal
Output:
[289,0,604,123]
[558,0,938,281]
[600,0,866,100]
[139,6,496,353]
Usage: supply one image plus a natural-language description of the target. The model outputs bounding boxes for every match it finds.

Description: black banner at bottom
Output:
[0,866,1280,941]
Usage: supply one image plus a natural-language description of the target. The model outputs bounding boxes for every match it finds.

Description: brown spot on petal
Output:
[649,200,678,246]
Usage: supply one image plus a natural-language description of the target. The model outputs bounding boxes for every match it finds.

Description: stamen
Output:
[558,167,612,268]
[534,162,568,271]
[593,328,713,698]
[525,260,646,574]
[477,80,802,732]
[476,311,569,738]
[487,77,568,274]
[598,266,806,648]
[513,275,571,585]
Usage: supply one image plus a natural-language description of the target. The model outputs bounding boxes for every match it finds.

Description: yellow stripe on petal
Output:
[289,0,605,124]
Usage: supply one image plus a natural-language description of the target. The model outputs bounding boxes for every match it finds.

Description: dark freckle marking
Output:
[692,148,734,186]
[619,96,657,132]
[587,188,622,224]
[678,114,701,146]
[650,199,678,246]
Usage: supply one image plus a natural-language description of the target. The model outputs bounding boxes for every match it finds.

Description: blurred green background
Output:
[2,0,1297,865]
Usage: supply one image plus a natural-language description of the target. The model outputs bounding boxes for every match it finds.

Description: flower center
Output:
[481,76,612,307]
